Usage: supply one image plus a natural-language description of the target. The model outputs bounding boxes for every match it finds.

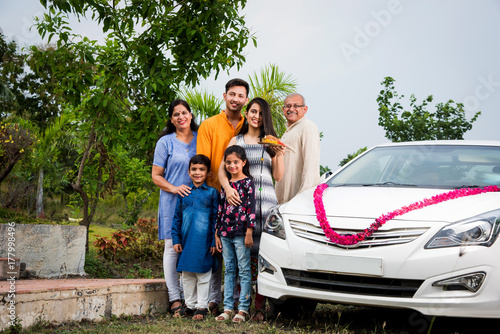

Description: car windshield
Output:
[328,145,500,188]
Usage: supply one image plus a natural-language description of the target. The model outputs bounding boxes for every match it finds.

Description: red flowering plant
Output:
[94,218,163,261]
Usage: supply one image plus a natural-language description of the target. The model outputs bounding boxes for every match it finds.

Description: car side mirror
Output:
[320,171,333,181]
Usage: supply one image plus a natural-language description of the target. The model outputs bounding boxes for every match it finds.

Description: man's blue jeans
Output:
[221,236,251,312]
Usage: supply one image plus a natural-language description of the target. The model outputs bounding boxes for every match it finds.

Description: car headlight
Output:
[425,209,500,249]
[263,206,286,240]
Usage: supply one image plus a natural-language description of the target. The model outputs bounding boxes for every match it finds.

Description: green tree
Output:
[31,0,254,250]
[377,77,481,142]
[34,1,254,146]
[339,147,367,167]
[0,33,61,130]
[113,145,155,226]
[320,165,332,176]
[23,44,64,132]
[0,32,24,119]
[0,34,65,213]
[30,111,78,217]
[0,117,37,184]
[0,78,14,104]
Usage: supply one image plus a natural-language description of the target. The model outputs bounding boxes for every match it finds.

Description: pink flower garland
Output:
[313,183,500,246]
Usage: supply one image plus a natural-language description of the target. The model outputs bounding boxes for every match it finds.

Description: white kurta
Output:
[276,116,321,204]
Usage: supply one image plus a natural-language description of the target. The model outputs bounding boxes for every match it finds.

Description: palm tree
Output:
[247,63,297,136]
[179,88,224,124]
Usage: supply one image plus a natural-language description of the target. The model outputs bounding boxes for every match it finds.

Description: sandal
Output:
[169,299,183,317]
[208,302,219,316]
[215,309,233,321]
[178,307,195,317]
[192,308,208,320]
[232,310,249,323]
[251,309,265,321]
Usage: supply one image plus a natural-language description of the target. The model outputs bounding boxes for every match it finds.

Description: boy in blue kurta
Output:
[172,154,218,320]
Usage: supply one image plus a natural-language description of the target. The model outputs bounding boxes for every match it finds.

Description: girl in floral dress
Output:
[218,97,285,321]
[215,145,256,323]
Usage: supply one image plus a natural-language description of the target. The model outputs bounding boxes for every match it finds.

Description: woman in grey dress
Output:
[218,97,284,321]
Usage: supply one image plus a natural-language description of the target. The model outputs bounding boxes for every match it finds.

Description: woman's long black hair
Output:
[240,97,278,157]
[223,145,252,181]
[158,99,199,138]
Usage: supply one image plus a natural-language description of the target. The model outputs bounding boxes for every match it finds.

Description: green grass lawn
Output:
[87,224,117,249]
[65,222,117,250]
[10,303,485,334]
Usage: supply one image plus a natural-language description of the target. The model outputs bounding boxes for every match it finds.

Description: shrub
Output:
[84,250,113,278]
[93,218,164,261]
[134,218,163,259]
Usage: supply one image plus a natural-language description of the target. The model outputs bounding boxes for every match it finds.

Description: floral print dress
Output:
[216,177,256,237]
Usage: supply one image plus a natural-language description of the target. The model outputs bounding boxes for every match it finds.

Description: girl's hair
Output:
[158,99,199,138]
[240,97,278,157]
[224,145,252,180]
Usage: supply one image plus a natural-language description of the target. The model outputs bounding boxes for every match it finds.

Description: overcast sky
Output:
[1,0,500,170]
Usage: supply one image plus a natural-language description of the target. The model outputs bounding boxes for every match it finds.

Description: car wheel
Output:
[268,297,318,318]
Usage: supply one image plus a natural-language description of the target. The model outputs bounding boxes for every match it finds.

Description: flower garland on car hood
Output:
[313,183,500,246]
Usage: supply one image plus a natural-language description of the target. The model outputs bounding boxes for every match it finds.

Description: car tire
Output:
[268,297,318,318]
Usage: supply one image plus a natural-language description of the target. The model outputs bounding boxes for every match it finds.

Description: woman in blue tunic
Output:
[152,99,198,316]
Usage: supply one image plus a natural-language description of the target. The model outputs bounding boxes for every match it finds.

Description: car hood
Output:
[280,185,500,223]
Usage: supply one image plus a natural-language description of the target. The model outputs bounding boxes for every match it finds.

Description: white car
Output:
[258,141,500,318]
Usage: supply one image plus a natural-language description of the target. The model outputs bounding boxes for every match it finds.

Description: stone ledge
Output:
[0,223,86,278]
[0,278,168,331]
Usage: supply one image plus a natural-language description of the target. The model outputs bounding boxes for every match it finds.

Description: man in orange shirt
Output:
[197,78,249,192]
[196,78,249,315]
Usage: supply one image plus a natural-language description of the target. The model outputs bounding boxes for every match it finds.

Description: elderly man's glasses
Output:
[283,104,304,110]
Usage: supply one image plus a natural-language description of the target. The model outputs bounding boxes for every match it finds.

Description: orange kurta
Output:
[197,111,244,192]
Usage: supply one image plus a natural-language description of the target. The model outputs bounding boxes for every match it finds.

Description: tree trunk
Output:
[0,151,22,184]
[73,127,95,253]
[76,190,91,253]
[36,167,44,217]
[83,143,107,252]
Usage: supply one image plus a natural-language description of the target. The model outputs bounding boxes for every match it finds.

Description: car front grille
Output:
[282,268,423,298]
[289,220,428,249]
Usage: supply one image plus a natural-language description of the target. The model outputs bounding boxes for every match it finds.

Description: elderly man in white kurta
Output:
[276,93,321,204]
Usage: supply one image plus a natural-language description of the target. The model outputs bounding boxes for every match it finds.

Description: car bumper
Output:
[258,227,500,318]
